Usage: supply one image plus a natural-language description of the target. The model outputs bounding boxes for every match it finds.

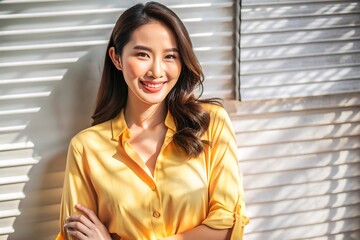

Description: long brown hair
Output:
[92,1,220,157]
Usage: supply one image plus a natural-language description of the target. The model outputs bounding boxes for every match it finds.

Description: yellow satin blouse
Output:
[56,104,248,240]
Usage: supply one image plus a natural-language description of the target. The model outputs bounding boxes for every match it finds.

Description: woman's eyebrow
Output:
[165,48,179,53]
[133,45,152,52]
[133,45,179,52]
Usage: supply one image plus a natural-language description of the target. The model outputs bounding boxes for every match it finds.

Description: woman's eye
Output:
[165,54,177,59]
[137,52,149,58]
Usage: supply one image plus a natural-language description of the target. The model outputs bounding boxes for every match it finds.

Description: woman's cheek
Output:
[168,63,182,79]
[125,59,149,77]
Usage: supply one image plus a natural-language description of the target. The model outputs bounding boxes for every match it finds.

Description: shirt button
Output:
[153,211,161,218]
[151,185,156,191]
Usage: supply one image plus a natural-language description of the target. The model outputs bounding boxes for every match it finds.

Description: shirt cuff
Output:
[230,195,249,240]
[202,195,249,239]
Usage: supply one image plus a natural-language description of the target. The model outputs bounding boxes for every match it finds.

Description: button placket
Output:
[149,184,166,239]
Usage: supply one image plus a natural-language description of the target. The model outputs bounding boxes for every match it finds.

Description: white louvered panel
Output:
[241,40,360,60]
[0,193,25,203]
[247,215,360,240]
[241,149,360,174]
[241,12,360,32]
[241,53,360,73]
[0,211,20,222]
[247,219,360,240]
[0,176,28,193]
[0,1,236,100]
[242,1,360,17]
[248,191,360,218]
[241,26,360,47]
[249,205,360,232]
[0,201,21,216]
[0,1,236,239]
[245,177,360,206]
[226,92,360,115]
[238,135,360,161]
[309,232,360,240]
[242,80,359,98]
[232,107,360,132]
[236,122,360,146]
[0,166,32,181]
[240,0,360,100]
[226,92,360,239]
[0,227,14,239]
[0,143,34,152]
[245,163,360,189]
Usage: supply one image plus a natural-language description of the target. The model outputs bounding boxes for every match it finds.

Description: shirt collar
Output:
[164,110,176,133]
[111,110,128,142]
[111,109,177,142]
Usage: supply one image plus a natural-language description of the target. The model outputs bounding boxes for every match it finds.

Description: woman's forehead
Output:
[128,22,178,48]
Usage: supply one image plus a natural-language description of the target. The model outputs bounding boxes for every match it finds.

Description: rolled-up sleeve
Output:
[202,107,249,239]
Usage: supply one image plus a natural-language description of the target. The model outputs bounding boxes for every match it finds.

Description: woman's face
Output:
[117,21,182,107]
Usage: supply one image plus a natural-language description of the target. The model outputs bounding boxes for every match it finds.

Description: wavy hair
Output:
[92,1,220,157]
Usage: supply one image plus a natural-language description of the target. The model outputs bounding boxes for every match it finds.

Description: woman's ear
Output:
[109,47,122,71]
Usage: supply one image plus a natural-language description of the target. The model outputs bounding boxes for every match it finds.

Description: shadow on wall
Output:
[0,2,130,239]
[0,1,237,239]
[7,47,103,239]
[236,1,360,239]
[230,94,360,239]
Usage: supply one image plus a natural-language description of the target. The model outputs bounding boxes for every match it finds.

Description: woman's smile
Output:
[140,80,167,93]
[115,21,182,107]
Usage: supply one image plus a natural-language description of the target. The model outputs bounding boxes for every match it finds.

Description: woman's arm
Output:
[66,204,231,240]
[58,137,106,240]
[163,225,232,240]
[194,107,248,240]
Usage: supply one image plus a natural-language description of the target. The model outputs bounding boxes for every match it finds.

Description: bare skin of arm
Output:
[64,204,232,240]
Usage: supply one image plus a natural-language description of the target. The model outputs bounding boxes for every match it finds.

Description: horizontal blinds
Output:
[239,0,360,100]
[0,1,236,239]
[0,0,236,99]
[224,92,360,239]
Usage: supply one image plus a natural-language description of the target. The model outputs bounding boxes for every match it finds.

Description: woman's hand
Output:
[64,203,112,240]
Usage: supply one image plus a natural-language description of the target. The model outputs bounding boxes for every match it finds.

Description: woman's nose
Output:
[147,60,164,78]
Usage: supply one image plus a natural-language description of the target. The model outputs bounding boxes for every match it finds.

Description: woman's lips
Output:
[141,81,166,93]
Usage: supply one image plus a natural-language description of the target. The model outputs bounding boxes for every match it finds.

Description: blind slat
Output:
[0,2,236,239]
[240,1,360,100]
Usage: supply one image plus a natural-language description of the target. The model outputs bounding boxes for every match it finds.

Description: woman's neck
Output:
[124,101,167,130]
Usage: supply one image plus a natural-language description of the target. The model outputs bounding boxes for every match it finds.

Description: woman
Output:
[57,2,248,240]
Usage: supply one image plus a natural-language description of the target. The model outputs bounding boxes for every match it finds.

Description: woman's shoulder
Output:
[200,102,234,139]
[201,103,235,145]
[201,102,229,121]
[70,119,113,147]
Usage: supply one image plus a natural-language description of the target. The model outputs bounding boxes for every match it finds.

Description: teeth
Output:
[143,82,163,88]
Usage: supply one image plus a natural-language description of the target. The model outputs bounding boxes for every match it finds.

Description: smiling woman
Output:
[109,21,182,107]
[56,2,248,240]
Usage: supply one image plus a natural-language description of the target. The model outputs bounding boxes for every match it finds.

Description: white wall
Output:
[226,93,360,239]
[0,1,236,239]
[0,0,359,239]
[238,0,360,239]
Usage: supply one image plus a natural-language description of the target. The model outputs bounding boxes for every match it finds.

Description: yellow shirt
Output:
[56,104,248,240]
